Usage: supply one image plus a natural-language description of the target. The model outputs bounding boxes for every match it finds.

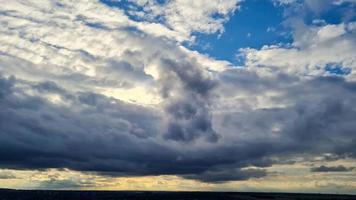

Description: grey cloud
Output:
[37,178,97,190]
[163,96,219,143]
[216,70,356,160]
[0,172,16,179]
[0,75,165,170]
[1,0,219,145]
[311,165,355,172]
[183,168,267,183]
[0,75,15,99]
[0,10,226,179]
[158,58,219,143]
[0,75,259,182]
[1,70,356,183]
[96,55,155,88]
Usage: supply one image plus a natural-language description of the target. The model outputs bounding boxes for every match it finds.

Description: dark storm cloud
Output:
[2,50,356,184]
[311,165,355,172]
[0,74,167,170]
[282,77,356,157]
[1,70,356,183]
[0,22,226,181]
[183,168,267,183]
[0,74,254,182]
[217,70,356,158]
[158,58,219,142]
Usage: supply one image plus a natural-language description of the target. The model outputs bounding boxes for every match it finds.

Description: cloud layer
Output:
[0,0,355,189]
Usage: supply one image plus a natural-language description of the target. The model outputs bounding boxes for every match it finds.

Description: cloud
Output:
[216,71,356,158]
[0,0,229,182]
[37,178,97,189]
[183,168,267,183]
[0,74,163,169]
[0,73,263,182]
[111,0,241,40]
[0,172,16,179]
[311,165,355,172]
[241,22,356,79]
[158,58,219,142]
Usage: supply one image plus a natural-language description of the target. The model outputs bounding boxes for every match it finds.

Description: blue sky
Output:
[191,0,356,67]
[101,0,294,65]
[99,0,355,69]
[191,0,292,65]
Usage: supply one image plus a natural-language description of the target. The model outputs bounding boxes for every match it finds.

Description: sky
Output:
[0,0,356,194]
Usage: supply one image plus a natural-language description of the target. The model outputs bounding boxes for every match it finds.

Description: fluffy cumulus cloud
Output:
[0,0,356,192]
[114,0,240,40]
[242,22,356,79]
[242,0,356,79]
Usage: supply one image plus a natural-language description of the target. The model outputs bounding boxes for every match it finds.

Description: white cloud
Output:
[0,0,231,105]
[125,0,240,39]
[241,22,356,79]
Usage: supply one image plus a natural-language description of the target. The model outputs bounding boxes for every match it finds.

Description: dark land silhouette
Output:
[0,189,355,200]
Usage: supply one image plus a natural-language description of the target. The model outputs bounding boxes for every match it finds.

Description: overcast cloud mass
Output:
[0,0,355,194]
